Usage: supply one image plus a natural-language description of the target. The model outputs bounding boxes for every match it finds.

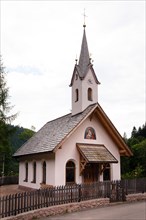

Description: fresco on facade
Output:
[84,127,96,139]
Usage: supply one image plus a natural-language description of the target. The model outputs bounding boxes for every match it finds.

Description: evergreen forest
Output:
[121,124,146,178]
[0,125,35,176]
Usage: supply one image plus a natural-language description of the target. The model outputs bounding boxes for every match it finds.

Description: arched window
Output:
[75,89,79,102]
[88,88,93,101]
[66,161,75,184]
[103,164,111,181]
[24,162,28,182]
[84,127,96,139]
[32,161,36,183]
[42,161,46,184]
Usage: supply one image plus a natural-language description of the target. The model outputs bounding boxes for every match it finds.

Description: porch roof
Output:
[77,144,118,163]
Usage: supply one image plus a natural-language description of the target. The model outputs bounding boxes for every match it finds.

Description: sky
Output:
[1,0,145,138]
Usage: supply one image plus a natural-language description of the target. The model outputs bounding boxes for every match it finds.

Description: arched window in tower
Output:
[66,160,75,184]
[42,161,46,184]
[75,89,79,102]
[88,88,93,101]
[84,127,96,139]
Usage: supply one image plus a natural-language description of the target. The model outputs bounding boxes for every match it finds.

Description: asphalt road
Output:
[41,201,146,220]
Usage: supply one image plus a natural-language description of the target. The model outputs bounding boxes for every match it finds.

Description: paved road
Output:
[41,201,146,220]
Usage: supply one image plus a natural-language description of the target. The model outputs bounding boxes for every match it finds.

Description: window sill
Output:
[31,181,36,184]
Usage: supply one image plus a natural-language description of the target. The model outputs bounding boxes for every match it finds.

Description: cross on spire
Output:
[83,8,87,28]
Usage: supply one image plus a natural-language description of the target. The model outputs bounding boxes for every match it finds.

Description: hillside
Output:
[121,123,146,178]
[0,125,35,176]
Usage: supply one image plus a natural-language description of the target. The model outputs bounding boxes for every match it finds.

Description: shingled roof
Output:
[14,101,132,158]
[13,104,97,157]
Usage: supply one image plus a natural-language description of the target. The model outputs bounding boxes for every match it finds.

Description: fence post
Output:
[78,184,81,202]
[121,180,126,201]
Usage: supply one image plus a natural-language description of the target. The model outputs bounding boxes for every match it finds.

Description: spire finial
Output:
[83,8,87,28]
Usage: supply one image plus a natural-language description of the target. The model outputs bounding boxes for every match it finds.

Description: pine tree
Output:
[131,126,137,138]
[0,56,17,176]
[0,57,17,122]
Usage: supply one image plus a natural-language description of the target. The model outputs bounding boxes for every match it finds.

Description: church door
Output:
[83,163,99,183]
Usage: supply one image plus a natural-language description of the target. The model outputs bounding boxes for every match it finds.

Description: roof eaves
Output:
[69,65,76,87]
[13,150,53,159]
[13,113,72,157]
[69,65,82,87]
[76,144,89,162]
[96,103,133,156]
[77,143,118,163]
[53,103,98,153]
[90,65,100,84]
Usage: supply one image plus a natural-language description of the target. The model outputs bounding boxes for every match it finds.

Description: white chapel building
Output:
[14,24,132,189]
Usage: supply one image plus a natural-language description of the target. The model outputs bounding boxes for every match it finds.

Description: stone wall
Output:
[126,193,146,202]
[3,198,109,220]
[3,193,146,220]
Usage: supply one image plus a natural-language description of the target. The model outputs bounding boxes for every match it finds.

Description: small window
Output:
[32,161,36,183]
[84,127,96,139]
[88,88,93,101]
[42,161,46,184]
[75,74,78,80]
[24,162,28,182]
[66,161,75,184]
[75,89,79,102]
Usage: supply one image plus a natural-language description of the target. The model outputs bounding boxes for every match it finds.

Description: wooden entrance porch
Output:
[77,143,118,183]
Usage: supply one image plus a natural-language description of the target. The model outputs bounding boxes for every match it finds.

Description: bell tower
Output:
[70,24,100,116]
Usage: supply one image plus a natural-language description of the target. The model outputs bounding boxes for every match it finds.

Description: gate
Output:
[110,180,126,202]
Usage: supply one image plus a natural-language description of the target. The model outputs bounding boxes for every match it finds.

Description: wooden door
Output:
[83,163,98,183]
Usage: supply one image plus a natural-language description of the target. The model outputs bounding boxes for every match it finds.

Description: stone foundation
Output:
[3,193,146,220]
[3,198,109,220]
[126,193,146,202]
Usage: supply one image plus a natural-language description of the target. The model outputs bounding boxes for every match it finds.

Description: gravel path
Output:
[0,184,31,196]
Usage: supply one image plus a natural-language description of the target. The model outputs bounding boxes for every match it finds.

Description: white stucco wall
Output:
[19,154,55,189]
[55,114,121,186]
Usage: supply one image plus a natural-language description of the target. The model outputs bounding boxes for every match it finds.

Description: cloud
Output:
[1,1,145,137]
[7,66,42,75]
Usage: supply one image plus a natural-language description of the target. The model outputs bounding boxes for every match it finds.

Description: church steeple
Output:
[78,27,90,78]
[70,25,100,116]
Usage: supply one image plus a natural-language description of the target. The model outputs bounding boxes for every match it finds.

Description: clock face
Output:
[88,79,92,84]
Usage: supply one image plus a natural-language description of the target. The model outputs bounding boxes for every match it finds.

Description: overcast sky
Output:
[1,1,145,138]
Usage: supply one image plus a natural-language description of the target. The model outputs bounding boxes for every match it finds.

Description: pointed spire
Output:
[78,26,90,78]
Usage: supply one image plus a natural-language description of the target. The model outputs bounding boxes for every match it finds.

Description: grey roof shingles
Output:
[13,104,97,157]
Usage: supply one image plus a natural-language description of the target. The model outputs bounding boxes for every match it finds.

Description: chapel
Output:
[14,23,132,189]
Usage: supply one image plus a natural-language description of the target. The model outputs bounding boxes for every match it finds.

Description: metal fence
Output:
[0,176,18,186]
[124,177,146,194]
[0,178,146,218]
